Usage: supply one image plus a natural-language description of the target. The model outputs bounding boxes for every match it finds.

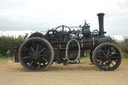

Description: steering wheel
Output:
[55,25,71,33]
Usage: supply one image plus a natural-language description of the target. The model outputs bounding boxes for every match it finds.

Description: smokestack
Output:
[97,13,105,36]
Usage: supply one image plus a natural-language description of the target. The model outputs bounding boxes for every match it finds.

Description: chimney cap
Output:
[97,13,105,16]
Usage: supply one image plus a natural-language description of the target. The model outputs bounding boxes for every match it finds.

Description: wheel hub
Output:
[105,55,111,60]
[33,52,40,60]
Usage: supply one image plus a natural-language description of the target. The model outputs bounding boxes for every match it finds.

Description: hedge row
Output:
[112,39,128,58]
[0,36,24,56]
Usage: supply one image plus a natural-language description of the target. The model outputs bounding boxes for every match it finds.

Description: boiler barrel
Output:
[80,36,112,49]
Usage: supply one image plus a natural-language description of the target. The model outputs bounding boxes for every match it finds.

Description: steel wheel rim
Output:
[93,43,121,71]
[19,37,54,71]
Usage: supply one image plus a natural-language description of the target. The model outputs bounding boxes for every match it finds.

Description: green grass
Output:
[0,56,12,60]
[0,56,127,60]
[81,56,89,60]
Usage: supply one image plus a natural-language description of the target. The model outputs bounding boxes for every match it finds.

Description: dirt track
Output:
[0,59,128,85]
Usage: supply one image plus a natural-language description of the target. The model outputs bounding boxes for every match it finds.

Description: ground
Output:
[0,59,128,85]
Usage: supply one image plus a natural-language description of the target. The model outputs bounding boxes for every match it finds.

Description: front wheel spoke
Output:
[106,64,110,69]
[105,63,110,68]
[113,59,118,62]
[111,55,119,60]
[111,53,119,56]
[101,62,106,67]
[97,59,104,65]
[96,60,101,64]
[106,61,111,68]
[111,62,115,66]
[101,60,105,65]
[103,64,107,69]
[102,64,106,69]
[107,48,110,55]
[96,56,105,59]
[22,56,30,59]
[104,62,109,68]
[101,49,107,56]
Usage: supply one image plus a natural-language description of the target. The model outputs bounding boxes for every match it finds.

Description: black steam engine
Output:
[14,13,121,71]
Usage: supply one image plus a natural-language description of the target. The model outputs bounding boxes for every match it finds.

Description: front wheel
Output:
[18,37,54,71]
[92,43,121,71]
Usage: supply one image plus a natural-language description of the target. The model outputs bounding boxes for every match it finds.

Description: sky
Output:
[0,0,128,36]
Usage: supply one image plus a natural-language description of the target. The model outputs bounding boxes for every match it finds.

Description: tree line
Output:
[112,38,128,58]
[0,36,24,57]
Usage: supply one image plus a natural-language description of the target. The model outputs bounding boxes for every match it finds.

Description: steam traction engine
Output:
[15,13,121,71]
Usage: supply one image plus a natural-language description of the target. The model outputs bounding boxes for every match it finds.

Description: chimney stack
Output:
[97,13,105,36]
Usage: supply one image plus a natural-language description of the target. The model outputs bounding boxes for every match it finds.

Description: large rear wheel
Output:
[18,37,54,71]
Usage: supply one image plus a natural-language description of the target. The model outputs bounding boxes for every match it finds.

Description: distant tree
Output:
[124,37,128,43]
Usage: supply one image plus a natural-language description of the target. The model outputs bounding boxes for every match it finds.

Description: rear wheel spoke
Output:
[39,42,44,49]
[19,37,54,71]
[32,41,35,49]
[31,47,35,53]
[39,48,46,54]
[23,46,30,52]
[29,61,34,67]
[36,44,39,52]
[42,58,48,62]
[39,54,46,57]
[28,53,33,56]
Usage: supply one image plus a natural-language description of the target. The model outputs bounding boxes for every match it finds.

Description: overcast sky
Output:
[0,0,128,36]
